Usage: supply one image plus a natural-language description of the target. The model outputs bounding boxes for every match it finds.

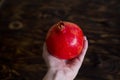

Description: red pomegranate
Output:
[46,21,84,60]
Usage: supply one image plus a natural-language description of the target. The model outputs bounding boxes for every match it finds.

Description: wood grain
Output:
[0,0,120,80]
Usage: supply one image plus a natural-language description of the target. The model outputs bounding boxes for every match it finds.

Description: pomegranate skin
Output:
[46,21,84,60]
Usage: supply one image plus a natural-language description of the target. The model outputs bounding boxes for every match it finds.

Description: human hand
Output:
[42,36,88,80]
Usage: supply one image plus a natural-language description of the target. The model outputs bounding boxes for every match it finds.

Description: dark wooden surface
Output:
[0,0,120,80]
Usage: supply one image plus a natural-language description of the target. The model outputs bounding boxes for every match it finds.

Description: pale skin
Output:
[42,36,88,80]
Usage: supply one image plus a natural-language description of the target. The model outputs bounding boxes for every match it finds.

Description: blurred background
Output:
[0,0,120,80]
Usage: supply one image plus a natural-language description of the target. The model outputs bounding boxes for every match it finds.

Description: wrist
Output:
[43,68,66,80]
[43,68,74,80]
[43,68,56,80]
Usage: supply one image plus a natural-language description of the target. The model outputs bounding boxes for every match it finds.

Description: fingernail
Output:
[84,36,87,40]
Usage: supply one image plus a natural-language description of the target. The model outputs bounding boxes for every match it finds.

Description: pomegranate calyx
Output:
[57,21,65,31]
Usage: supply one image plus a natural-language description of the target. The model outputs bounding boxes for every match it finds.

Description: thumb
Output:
[70,36,88,72]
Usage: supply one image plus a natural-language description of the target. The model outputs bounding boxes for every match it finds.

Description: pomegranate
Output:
[46,21,84,60]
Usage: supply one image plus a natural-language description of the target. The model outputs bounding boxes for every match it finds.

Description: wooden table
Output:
[0,0,120,80]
